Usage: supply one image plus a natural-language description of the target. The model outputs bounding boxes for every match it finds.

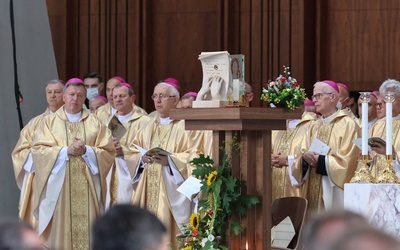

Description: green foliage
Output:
[178,137,260,249]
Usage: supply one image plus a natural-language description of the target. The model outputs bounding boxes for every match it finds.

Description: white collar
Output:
[322,109,339,125]
[117,111,133,123]
[65,110,82,122]
[159,117,172,125]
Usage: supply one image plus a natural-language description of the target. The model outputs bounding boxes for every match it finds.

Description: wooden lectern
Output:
[170,107,302,250]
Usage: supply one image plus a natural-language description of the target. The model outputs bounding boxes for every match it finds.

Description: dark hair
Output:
[92,204,167,250]
[83,72,103,83]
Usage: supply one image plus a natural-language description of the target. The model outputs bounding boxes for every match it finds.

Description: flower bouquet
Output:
[177,139,259,250]
[260,65,306,110]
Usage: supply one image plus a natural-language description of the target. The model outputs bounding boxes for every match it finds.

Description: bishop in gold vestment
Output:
[107,83,151,206]
[271,111,317,200]
[31,79,116,250]
[12,79,65,228]
[293,81,360,212]
[130,82,205,249]
[368,80,400,178]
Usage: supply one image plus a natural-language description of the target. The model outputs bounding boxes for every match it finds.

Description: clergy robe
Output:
[31,107,116,250]
[130,115,206,249]
[95,102,147,125]
[292,110,360,212]
[108,111,151,206]
[369,118,400,178]
[11,108,50,228]
[272,111,317,200]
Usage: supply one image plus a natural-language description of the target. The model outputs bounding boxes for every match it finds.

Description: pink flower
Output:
[192,230,199,237]
[269,81,276,87]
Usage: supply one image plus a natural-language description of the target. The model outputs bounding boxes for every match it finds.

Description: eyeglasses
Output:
[311,93,333,101]
[151,94,175,100]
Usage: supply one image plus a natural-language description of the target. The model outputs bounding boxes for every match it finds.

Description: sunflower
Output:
[182,245,193,250]
[189,213,199,230]
[206,170,218,186]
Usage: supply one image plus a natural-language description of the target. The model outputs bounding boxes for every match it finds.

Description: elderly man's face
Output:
[312,85,336,116]
[46,83,64,111]
[63,85,86,114]
[376,95,386,119]
[152,84,178,118]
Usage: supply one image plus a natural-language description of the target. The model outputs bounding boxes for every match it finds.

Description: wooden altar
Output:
[170,107,302,250]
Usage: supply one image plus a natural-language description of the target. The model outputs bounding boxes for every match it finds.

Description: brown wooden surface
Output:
[171,108,301,250]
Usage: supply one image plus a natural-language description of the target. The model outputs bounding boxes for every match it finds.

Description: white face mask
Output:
[86,87,99,100]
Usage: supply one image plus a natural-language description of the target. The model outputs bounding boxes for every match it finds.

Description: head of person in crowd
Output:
[92,204,168,250]
[89,95,107,113]
[301,210,370,250]
[179,92,197,109]
[112,83,136,115]
[376,92,386,119]
[105,76,126,108]
[83,72,104,101]
[63,78,86,114]
[347,93,359,117]
[358,90,378,122]
[45,79,65,113]
[152,81,180,118]
[327,227,400,250]
[0,221,44,250]
[379,79,400,117]
[337,82,350,110]
[304,99,316,113]
[312,80,340,118]
[244,82,254,107]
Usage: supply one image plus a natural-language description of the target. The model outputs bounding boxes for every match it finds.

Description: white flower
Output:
[201,238,209,247]
[208,234,216,241]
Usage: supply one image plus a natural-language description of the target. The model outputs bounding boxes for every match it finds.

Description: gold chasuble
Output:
[108,112,151,206]
[292,110,360,213]
[12,109,50,228]
[131,116,205,249]
[369,118,400,178]
[272,111,317,200]
[32,108,116,250]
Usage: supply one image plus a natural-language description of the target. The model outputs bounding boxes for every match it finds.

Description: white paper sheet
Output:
[309,138,330,155]
[176,176,202,201]
[271,216,295,248]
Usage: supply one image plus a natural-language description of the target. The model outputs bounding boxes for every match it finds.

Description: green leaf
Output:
[226,177,237,192]
[230,220,243,235]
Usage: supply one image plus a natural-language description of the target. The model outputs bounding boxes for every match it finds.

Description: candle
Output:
[386,101,392,155]
[361,102,368,155]
[245,241,248,250]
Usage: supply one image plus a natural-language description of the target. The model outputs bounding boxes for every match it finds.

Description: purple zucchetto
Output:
[163,77,180,91]
[66,77,84,86]
[321,80,339,93]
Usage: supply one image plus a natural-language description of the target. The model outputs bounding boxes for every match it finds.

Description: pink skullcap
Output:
[371,90,379,99]
[337,83,348,90]
[322,80,339,93]
[304,100,315,106]
[119,82,133,90]
[185,92,198,97]
[112,76,126,83]
[164,77,180,90]
[94,95,108,103]
[66,77,84,86]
